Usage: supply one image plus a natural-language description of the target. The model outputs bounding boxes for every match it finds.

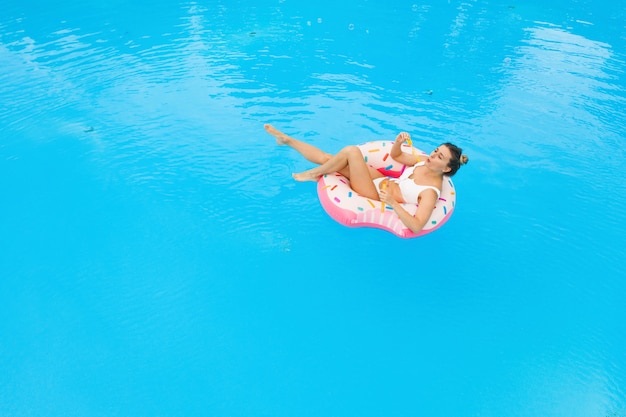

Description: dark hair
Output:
[442,143,468,176]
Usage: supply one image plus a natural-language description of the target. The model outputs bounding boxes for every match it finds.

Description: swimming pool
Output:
[1,0,625,416]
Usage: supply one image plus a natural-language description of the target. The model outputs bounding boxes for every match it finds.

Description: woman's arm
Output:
[381,188,438,234]
[390,132,421,167]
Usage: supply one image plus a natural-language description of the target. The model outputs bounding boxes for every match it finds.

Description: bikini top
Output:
[394,163,441,204]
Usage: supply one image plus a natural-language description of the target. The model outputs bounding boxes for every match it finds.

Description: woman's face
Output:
[425,145,453,173]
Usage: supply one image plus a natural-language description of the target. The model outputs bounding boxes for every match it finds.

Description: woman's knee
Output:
[341,145,361,158]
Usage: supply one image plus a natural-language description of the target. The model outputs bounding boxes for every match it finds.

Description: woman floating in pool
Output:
[264,124,468,234]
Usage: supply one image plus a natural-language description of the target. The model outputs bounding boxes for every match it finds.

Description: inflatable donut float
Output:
[316,140,456,238]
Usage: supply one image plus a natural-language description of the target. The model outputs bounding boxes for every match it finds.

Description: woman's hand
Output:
[391,131,419,167]
[395,131,411,145]
[378,183,399,206]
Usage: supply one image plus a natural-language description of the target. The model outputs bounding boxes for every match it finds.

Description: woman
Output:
[264,124,468,234]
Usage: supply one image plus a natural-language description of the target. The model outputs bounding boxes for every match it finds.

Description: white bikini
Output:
[374,163,441,203]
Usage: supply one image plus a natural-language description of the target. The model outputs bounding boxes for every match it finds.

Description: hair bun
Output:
[460,155,469,165]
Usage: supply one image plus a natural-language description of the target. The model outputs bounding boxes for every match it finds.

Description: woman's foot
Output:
[264,124,290,145]
[292,170,321,182]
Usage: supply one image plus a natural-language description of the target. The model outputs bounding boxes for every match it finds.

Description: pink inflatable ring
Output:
[316,140,456,238]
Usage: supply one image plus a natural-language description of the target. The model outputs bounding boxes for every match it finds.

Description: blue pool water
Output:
[1,1,625,416]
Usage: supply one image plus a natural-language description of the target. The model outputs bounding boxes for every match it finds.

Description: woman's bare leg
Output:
[293,146,380,200]
[266,123,383,184]
[264,124,331,165]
